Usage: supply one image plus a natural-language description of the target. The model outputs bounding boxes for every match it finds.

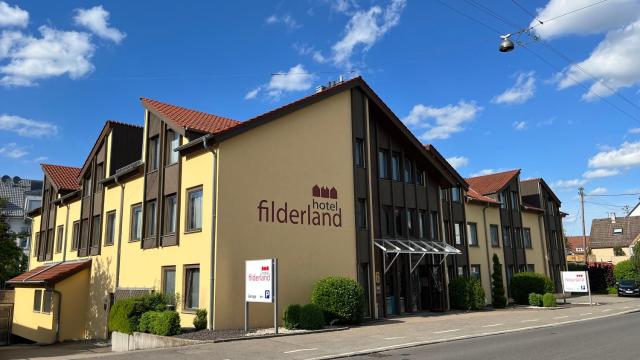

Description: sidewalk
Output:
[3,295,639,360]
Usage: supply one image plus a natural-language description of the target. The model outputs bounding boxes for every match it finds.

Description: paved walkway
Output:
[3,295,639,360]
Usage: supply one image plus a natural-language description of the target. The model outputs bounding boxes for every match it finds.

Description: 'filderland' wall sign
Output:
[257,185,342,227]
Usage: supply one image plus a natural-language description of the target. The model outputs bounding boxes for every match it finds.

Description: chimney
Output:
[610,212,616,223]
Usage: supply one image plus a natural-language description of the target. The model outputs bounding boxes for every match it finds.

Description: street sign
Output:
[561,270,592,305]
[245,259,273,303]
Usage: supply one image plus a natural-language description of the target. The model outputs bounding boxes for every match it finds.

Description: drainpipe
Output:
[538,213,548,276]
[481,203,492,304]
[203,136,218,330]
[53,289,62,343]
[114,175,125,288]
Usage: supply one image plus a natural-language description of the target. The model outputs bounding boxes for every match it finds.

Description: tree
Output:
[491,254,507,308]
[0,198,28,288]
[630,242,640,280]
[613,260,636,281]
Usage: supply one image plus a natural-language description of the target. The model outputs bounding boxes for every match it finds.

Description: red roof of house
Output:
[467,187,500,204]
[566,236,588,253]
[465,169,520,195]
[7,259,91,285]
[141,98,241,134]
[41,164,81,191]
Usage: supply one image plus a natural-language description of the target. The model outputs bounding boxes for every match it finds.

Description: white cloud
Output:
[0,26,95,86]
[403,100,482,140]
[588,187,608,195]
[293,43,327,64]
[327,0,358,13]
[469,169,505,177]
[0,1,28,28]
[563,213,577,223]
[552,178,587,189]
[0,114,58,137]
[265,14,300,30]
[556,19,640,101]
[530,0,640,39]
[247,64,314,100]
[244,87,260,100]
[628,128,640,134]
[331,0,406,67]
[583,168,620,179]
[0,142,27,158]
[446,156,469,169]
[74,6,125,43]
[492,71,536,105]
[32,156,47,163]
[588,141,640,168]
[513,121,527,131]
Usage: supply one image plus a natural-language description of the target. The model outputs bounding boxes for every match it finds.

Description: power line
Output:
[434,0,503,35]
[510,0,543,25]
[537,0,610,26]
[585,193,640,197]
[584,200,628,209]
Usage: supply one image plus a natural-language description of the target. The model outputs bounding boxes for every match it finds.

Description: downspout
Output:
[538,213,548,276]
[53,289,62,343]
[203,136,218,330]
[481,203,492,304]
[114,175,125,288]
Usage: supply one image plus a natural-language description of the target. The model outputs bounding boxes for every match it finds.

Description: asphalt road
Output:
[350,311,640,360]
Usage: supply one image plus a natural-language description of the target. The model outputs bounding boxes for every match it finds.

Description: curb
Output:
[207,326,349,343]
[303,308,640,360]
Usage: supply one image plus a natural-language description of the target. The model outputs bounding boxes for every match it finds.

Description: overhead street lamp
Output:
[499,34,515,52]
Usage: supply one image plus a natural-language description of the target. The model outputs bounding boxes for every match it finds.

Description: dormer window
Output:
[613,228,623,235]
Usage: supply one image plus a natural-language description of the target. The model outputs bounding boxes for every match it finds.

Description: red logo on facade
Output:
[312,185,338,199]
[261,266,269,271]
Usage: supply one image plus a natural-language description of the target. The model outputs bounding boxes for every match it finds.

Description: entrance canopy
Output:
[374,239,461,273]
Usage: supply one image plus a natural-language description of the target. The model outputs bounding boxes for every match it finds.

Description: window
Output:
[391,152,401,181]
[394,208,403,237]
[148,136,160,171]
[418,210,427,239]
[514,227,522,248]
[407,209,416,237]
[71,221,80,250]
[457,266,467,278]
[166,130,180,165]
[34,233,40,257]
[490,224,500,247]
[355,138,365,167]
[443,220,450,243]
[83,174,92,196]
[416,169,425,186]
[378,150,389,179]
[146,200,157,237]
[33,290,42,312]
[164,194,177,234]
[526,264,535,272]
[441,188,449,201]
[467,223,478,246]
[187,187,203,231]
[430,212,439,240]
[105,211,116,246]
[56,225,64,253]
[96,162,104,192]
[184,265,200,311]
[503,226,511,247]
[356,198,367,230]
[470,265,481,281]
[42,291,52,313]
[131,204,142,241]
[451,187,461,203]
[454,223,463,245]
[162,266,176,297]
[510,191,519,209]
[499,191,506,209]
[382,206,393,237]
[613,228,623,235]
[91,215,101,248]
[523,228,532,248]
[404,159,413,183]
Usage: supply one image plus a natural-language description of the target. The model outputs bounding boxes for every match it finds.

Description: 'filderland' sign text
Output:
[257,185,342,228]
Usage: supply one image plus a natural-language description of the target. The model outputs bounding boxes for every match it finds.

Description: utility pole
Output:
[579,187,588,265]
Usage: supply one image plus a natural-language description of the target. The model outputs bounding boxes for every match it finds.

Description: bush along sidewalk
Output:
[108,292,180,336]
[449,277,485,310]
[542,293,557,308]
[283,303,325,330]
[510,272,554,305]
[528,293,543,307]
[311,276,364,324]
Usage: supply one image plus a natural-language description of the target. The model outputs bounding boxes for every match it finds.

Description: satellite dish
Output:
[499,34,515,53]
[13,176,21,184]
[1,175,9,183]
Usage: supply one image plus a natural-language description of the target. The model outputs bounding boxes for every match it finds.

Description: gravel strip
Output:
[174,327,315,341]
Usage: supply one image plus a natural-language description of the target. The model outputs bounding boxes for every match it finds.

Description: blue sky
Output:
[1,0,640,235]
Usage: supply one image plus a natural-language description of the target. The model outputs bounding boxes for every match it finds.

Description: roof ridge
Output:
[465,168,520,181]
[106,119,143,129]
[141,97,240,124]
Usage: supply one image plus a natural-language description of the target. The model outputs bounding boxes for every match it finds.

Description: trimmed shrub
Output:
[607,286,617,295]
[108,298,146,334]
[141,292,170,312]
[568,263,587,271]
[299,304,325,330]
[193,309,207,330]
[510,272,554,305]
[614,260,637,281]
[311,277,364,324]
[283,304,303,330]
[491,254,507,308]
[542,293,557,307]
[588,263,615,293]
[528,293,543,307]
[449,277,486,310]
[153,311,181,336]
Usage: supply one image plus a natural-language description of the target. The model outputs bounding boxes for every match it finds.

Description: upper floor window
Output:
[105,211,116,246]
[467,223,478,246]
[391,152,401,181]
[187,187,203,231]
[96,162,104,192]
[510,191,519,209]
[499,191,507,209]
[166,130,180,165]
[56,225,64,253]
[441,188,449,201]
[91,215,101,248]
[146,200,157,237]
[613,228,623,235]
[382,206,393,237]
[378,150,389,179]
[355,138,365,167]
[356,198,367,230]
[503,226,511,247]
[514,227,522,248]
[454,223,463,245]
[164,194,177,235]
[148,136,160,171]
[523,228,532,248]
[83,173,92,196]
[131,204,142,241]
[407,209,416,237]
[451,187,461,203]
[394,208,403,237]
[490,224,500,247]
[430,212,439,240]
[404,159,413,183]
[418,210,427,239]
[416,169,425,186]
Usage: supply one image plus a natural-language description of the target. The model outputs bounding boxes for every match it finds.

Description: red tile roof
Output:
[141,98,241,134]
[467,187,499,204]
[7,259,91,285]
[566,236,588,253]
[465,169,520,196]
[41,164,81,191]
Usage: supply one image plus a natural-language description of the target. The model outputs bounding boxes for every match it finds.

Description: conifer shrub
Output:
[491,254,507,308]
[193,309,207,330]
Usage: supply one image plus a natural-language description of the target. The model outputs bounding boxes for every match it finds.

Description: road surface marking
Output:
[602,309,613,312]
[623,306,631,309]
[581,312,593,316]
[521,319,539,323]
[553,316,569,320]
[482,323,504,328]
[383,336,406,340]
[284,348,318,354]
[433,329,460,334]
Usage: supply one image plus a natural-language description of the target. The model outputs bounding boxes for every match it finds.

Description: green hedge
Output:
[614,260,637,281]
[283,304,303,330]
[138,311,157,333]
[510,272,554,305]
[299,304,325,330]
[528,293,543,307]
[449,277,485,310]
[542,293,557,307]
[154,311,181,336]
[108,292,173,334]
[311,277,364,324]
[193,309,207,330]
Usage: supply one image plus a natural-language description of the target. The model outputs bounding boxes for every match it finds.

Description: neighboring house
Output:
[565,235,588,263]
[0,175,42,256]
[589,216,640,264]
[630,202,640,217]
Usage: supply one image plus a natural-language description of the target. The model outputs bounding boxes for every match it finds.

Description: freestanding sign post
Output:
[561,271,592,305]
[245,258,278,334]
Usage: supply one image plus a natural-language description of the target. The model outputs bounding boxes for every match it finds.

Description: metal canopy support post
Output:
[410,253,427,273]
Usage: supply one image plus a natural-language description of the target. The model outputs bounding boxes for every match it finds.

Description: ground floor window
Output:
[33,290,52,313]
[457,265,467,278]
[470,265,481,281]
[526,264,535,272]
[357,263,371,318]
[162,266,176,300]
[33,290,42,312]
[184,265,200,311]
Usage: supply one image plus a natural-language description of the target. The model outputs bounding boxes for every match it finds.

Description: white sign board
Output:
[245,259,273,303]
[561,271,589,293]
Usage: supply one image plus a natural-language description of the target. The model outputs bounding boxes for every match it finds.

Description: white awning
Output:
[374,239,461,274]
